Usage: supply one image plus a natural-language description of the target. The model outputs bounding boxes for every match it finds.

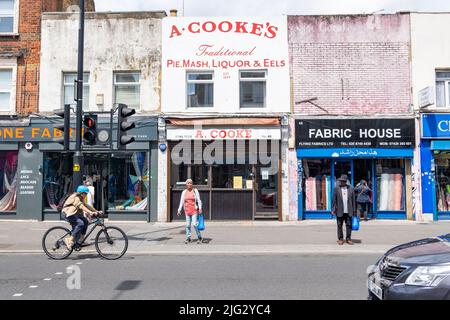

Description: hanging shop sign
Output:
[296,119,415,148]
[167,127,281,140]
[421,113,450,139]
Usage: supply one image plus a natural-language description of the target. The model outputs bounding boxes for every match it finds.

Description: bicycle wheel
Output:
[42,226,73,260]
[95,226,128,260]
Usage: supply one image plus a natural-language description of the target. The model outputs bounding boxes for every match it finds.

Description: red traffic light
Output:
[83,116,96,128]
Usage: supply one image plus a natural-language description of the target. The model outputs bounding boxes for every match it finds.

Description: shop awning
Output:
[297,148,414,158]
[431,140,450,151]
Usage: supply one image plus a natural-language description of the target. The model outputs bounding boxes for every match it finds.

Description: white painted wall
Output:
[411,13,450,111]
[162,16,290,114]
[39,12,163,113]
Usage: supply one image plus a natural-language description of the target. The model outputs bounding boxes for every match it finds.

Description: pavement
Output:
[1,219,450,255]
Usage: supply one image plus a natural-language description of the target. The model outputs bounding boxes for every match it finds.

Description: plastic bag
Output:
[198,214,205,231]
[352,215,360,231]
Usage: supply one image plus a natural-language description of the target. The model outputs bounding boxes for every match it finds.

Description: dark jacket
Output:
[355,184,372,203]
[332,185,356,217]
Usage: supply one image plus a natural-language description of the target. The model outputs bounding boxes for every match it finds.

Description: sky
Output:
[94,0,450,16]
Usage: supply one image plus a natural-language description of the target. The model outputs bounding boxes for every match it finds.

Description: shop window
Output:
[63,73,90,109]
[0,151,18,212]
[0,0,15,33]
[43,153,73,210]
[436,71,450,108]
[186,72,213,108]
[0,68,13,111]
[212,164,253,189]
[114,72,141,110]
[108,152,148,211]
[435,152,450,212]
[376,159,405,211]
[239,70,266,108]
[302,159,332,211]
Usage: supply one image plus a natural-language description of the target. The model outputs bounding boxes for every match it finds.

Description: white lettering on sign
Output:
[359,128,401,139]
[308,129,352,139]
[438,120,450,132]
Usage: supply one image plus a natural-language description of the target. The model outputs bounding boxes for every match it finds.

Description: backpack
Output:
[56,192,73,213]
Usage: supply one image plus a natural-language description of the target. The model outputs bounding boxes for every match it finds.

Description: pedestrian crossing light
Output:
[83,114,97,146]
[117,103,136,150]
[53,104,71,151]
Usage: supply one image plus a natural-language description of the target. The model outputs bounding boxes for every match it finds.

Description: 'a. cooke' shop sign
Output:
[421,114,450,139]
[167,127,281,140]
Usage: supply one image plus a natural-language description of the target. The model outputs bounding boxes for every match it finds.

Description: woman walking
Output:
[177,179,203,244]
[355,179,372,221]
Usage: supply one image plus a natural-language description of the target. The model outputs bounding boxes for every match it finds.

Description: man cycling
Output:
[62,185,102,250]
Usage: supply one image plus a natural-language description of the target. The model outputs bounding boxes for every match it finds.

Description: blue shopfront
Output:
[296,118,416,220]
[421,113,450,220]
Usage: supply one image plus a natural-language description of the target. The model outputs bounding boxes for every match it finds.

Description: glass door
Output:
[254,164,279,219]
[333,160,353,187]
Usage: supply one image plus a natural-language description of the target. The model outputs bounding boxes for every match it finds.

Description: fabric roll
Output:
[387,174,396,211]
[326,176,331,211]
[393,174,403,211]
[379,173,390,211]
[305,178,314,211]
[311,178,317,210]
[321,177,327,210]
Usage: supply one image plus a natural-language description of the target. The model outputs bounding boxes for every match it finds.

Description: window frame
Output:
[0,0,19,34]
[113,71,141,110]
[436,71,450,108]
[0,66,16,113]
[62,72,90,109]
[186,70,214,109]
[239,69,267,109]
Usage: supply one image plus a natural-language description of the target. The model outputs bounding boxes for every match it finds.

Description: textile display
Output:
[305,176,331,211]
[0,151,18,212]
[378,173,404,211]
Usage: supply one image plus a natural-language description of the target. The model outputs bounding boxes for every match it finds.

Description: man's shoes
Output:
[337,240,344,245]
[184,238,191,244]
[197,237,203,244]
[346,239,354,245]
[64,236,74,250]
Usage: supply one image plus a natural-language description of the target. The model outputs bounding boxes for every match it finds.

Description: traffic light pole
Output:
[73,0,85,190]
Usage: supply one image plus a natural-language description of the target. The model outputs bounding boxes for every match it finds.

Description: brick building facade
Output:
[0,0,94,115]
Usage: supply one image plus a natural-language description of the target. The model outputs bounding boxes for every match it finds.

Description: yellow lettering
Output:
[31,128,40,138]
[4,128,13,139]
[41,128,51,138]
[16,128,24,139]
[54,128,62,138]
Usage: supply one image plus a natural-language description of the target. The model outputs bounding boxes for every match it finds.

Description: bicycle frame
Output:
[70,217,106,249]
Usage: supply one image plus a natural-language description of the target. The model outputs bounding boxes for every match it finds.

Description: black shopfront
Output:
[0,116,158,222]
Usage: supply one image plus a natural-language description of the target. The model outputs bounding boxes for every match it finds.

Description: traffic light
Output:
[83,114,97,146]
[53,104,71,151]
[117,103,136,149]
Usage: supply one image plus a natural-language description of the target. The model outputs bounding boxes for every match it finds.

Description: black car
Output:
[367,233,450,300]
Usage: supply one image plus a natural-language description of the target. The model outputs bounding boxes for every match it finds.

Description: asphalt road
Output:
[0,253,379,300]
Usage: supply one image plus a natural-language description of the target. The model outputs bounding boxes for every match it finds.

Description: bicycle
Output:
[42,213,128,260]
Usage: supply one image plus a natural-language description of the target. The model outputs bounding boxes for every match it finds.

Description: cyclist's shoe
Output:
[64,236,74,250]
[78,234,86,244]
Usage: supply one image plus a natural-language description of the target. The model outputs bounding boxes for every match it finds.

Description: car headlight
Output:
[405,265,450,287]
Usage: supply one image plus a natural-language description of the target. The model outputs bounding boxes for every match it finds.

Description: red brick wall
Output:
[289,14,412,115]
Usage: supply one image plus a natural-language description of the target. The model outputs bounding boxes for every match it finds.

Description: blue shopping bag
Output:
[352,215,360,231]
[198,214,205,231]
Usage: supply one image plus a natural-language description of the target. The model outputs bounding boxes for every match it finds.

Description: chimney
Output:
[170,9,178,17]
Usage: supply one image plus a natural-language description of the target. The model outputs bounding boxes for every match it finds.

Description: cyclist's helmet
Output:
[76,185,89,194]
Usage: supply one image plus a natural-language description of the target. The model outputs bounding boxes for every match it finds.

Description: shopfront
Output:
[167,118,281,221]
[0,116,159,221]
[296,118,415,220]
[420,113,450,220]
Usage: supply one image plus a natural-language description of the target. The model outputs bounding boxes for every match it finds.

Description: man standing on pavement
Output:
[332,175,356,245]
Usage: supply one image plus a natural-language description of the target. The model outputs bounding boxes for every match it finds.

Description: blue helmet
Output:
[76,185,89,194]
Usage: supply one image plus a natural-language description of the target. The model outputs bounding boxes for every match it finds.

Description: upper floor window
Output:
[0,0,15,33]
[187,72,213,108]
[240,70,266,108]
[63,73,90,108]
[0,69,13,111]
[436,71,450,108]
[114,72,140,109]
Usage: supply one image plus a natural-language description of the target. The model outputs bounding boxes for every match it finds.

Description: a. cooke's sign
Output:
[296,119,415,148]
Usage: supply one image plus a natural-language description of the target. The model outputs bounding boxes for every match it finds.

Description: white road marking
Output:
[29,286,38,289]
[43,278,52,281]
[13,293,23,297]
[55,272,63,275]
[76,262,82,265]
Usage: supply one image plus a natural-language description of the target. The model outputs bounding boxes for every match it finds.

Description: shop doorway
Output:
[353,159,373,189]
[83,154,109,212]
[254,164,279,219]
[333,160,352,185]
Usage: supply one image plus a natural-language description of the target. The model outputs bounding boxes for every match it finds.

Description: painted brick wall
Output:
[289,14,412,115]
